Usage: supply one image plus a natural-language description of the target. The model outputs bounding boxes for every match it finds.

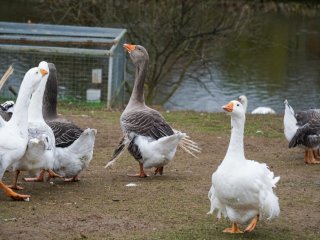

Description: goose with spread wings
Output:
[105,44,200,177]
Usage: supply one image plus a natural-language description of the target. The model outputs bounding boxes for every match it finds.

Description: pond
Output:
[164,13,320,113]
[1,2,319,114]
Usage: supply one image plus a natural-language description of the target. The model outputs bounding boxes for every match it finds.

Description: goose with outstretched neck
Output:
[105,44,200,177]
[10,61,61,190]
[0,62,48,201]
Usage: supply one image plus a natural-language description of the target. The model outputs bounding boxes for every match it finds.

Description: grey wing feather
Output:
[295,109,320,126]
[289,116,320,148]
[121,109,174,140]
[46,120,83,148]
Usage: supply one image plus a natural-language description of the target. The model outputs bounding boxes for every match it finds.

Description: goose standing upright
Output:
[1,63,97,182]
[10,61,61,189]
[0,63,48,200]
[208,100,280,233]
[105,44,200,177]
[284,100,320,164]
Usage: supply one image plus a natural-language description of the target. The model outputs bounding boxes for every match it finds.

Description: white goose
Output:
[238,95,276,114]
[2,63,97,182]
[50,126,97,182]
[208,100,280,233]
[105,44,200,177]
[0,63,48,201]
[9,61,61,189]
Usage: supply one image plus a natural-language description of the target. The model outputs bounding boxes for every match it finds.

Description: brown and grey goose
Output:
[105,44,200,177]
[284,100,320,164]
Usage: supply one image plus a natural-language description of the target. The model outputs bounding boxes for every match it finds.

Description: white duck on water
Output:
[284,100,320,164]
[105,44,200,177]
[0,63,48,201]
[208,100,280,233]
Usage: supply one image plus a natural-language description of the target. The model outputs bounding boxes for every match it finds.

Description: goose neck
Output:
[224,116,246,162]
[10,80,33,132]
[127,61,148,108]
[28,77,47,122]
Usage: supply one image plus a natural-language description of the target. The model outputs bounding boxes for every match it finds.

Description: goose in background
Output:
[238,95,276,114]
[39,63,97,182]
[105,44,200,177]
[284,100,320,164]
[0,100,14,121]
[208,100,280,233]
[0,62,48,201]
[0,65,15,121]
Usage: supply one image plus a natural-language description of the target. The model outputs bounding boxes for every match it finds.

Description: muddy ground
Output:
[0,108,319,240]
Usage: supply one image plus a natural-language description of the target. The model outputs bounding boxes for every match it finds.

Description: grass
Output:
[0,105,319,240]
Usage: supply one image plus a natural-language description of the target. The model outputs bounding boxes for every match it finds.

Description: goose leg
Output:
[127,162,148,178]
[223,223,243,233]
[244,215,259,232]
[306,149,320,164]
[304,150,308,164]
[23,169,46,182]
[8,170,24,190]
[0,181,30,201]
[47,169,63,179]
[154,166,164,175]
[64,175,80,182]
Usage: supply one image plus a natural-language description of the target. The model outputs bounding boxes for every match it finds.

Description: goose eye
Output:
[36,71,39,74]
[237,104,239,106]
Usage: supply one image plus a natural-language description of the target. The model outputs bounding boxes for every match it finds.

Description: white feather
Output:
[283,99,298,142]
[135,131,185,168]
[208,100,280,226]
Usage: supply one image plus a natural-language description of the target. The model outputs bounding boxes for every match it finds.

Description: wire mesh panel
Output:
[0,21,126,107]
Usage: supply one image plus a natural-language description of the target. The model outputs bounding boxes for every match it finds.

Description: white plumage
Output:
[134,131,186,169]
[52,128,97,181]
[10,61,58,187]
[283,99,298,142]
[0,62,48,201]
[238,95,276,115]
[208,100,280,233]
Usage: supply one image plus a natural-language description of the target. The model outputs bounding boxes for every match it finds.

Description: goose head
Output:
[237,95,248,112]
[123,44,149,67]
[38,61,49,79]
[24,61,49,91]
[222,100,245,119]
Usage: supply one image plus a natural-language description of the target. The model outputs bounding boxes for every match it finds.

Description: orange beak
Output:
[123,43,136,53]
[222,102,234,112]
[40,68,48,76]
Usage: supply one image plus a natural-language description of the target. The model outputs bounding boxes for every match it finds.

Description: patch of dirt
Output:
[0,110,319,239]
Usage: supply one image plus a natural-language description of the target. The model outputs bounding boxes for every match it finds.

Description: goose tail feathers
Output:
[105,136,129,168]
[174,130,201,158]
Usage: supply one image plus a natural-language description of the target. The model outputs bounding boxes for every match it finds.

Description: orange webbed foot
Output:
[223,223,243,234]
[127,172,148,178]
[64,175,80,182]
[244,215,259,233]
[8,184,24,190]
